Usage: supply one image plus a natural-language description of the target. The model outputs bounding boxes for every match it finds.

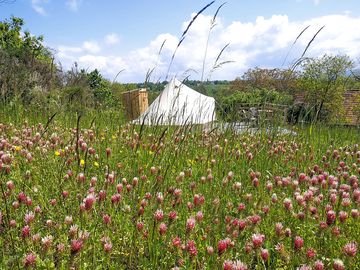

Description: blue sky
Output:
[1,0,360,82]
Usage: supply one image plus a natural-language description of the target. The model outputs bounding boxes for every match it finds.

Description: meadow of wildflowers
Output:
[0,113,359,269]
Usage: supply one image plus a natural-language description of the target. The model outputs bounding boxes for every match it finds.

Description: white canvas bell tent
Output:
[133,78,216,125]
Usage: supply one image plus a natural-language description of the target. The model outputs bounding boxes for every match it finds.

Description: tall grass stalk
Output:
[166,1,215,80]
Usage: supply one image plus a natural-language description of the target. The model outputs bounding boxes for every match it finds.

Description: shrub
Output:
[218,88,292,121]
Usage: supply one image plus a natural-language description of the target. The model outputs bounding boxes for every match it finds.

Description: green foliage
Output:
[286,103,331,124]
[0,107,359,269]
[347,69,360,90]
[355,92,360,123]
[1,16,359,127]
[63,86,92,110]
[188,80,231,98]
[223,88,293,105]
[59,63,91,112]
[87,69,104,90]
[231,67,300,94]
[59,66,125,111]
[0,16,55,103]
[219,88,293,120]
[87,69,114,108]
[299,54,354,122]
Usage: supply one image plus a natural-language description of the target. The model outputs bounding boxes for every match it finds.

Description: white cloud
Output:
[57,45,83,60]
[292,15,360,58]
[58,45,83,53]
[66,0,82,11]
[55,47,126,81]
[55,13,360,82]
[78,55,108,70]
[59,53,127,80]
[105,33,120,45]
[31,0,48,16]
[82,41,101,53]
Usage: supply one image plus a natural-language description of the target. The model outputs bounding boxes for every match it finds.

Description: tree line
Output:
[0,16,138,112]
[1,16,359,123]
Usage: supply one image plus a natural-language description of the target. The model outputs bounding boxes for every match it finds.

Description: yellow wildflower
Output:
[80,159,85,166]
[94,161,99,167]
[55,151,60,156]
[187,159,195,165]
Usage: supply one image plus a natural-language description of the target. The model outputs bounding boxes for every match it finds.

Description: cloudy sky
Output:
[1,0,360,82]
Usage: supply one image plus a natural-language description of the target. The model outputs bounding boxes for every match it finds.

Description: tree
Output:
[300,54,354,122]
[87,69,113,108]
[0,16,55,103]
[230,67,299,94]
[87,69,103,90]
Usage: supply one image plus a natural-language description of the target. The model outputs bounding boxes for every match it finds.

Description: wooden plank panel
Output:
[122,88,149,120]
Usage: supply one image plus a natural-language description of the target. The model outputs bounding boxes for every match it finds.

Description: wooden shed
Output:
[343,90,360,125]
[122,88,149,120]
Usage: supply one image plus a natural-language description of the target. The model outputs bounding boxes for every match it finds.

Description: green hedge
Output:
[218,88,293,120]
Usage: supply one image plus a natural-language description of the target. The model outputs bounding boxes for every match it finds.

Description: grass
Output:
[0,107,359,269]
[1,2,358,268]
